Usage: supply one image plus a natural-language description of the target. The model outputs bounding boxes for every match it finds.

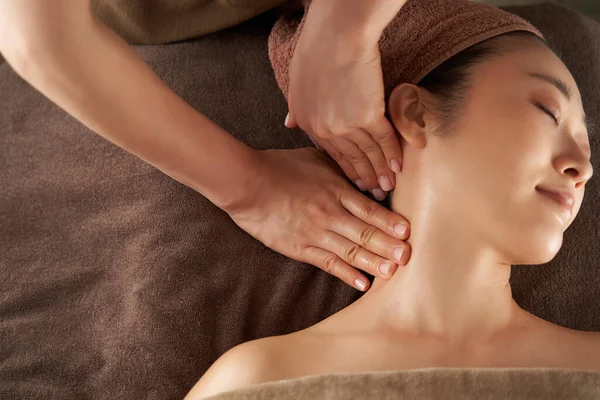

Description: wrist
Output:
[205,145,263,215]
[153,114,262,215]
[309,0,407,46]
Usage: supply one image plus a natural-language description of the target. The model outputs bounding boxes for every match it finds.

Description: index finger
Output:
[368,117,403,173]
[339,188,410,240]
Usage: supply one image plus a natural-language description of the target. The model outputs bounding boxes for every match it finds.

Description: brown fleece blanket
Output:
[0,3,599,400]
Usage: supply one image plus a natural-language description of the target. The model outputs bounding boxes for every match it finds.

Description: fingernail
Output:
[391,159,401,173]
[284,113,290,127]
[378,262,392,276]
[354,278,367,291]
[372,188,386,201]
[393,224,408,237]
[379,176,393,192]
[393,247,404,262]
[355,179,367,191]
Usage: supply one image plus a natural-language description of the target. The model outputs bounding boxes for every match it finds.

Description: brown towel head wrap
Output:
[268,0,545,102]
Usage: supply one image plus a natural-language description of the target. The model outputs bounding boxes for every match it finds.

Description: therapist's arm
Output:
[283,0,409,194]
[0,0,412,290]
[322,0,409,40]
[0,0,258,212]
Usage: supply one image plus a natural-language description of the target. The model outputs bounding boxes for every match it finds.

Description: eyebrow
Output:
[528,72,590,133]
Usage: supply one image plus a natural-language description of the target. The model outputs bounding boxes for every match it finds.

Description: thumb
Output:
[284,104,298,128]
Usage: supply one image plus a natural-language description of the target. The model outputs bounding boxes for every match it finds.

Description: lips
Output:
[535,186,575,222]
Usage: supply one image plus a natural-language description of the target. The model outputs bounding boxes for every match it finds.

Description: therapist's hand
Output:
[224,147,411,292]
[285,0,406,199]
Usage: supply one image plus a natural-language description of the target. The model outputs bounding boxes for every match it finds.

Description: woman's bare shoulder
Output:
[574,330,600,353]
[184,336,288,400]
[550,326,600,370]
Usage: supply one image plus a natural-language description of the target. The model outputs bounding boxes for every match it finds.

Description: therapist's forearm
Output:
[312,0,409,44]
[0,0,258,212]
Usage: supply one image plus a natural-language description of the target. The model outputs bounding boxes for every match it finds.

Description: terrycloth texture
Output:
[207,368,600,399]
[268,0,544,103]
[0,4,599,400]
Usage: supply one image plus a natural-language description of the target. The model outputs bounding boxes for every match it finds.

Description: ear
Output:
[388,83,430,149]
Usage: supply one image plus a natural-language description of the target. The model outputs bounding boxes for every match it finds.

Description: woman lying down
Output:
[187,0,597,398]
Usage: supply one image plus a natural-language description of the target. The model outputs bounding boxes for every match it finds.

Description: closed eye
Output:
[534,102,558,124]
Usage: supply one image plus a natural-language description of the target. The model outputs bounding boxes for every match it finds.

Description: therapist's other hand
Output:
[285,0,403,198]
[225,148,411,292]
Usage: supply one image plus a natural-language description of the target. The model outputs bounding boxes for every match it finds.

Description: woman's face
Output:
[391,38,593,265]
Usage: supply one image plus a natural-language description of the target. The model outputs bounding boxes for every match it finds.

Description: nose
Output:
[553,145,594,190]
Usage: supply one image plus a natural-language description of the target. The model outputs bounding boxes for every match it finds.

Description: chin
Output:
[513,233,564,265]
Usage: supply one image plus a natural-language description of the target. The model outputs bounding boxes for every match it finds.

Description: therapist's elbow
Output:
[0,0,92,75]
[0,39,35,80]
[0,23,35,77]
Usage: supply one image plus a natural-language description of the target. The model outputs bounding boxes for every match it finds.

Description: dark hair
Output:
[417,31,549,133]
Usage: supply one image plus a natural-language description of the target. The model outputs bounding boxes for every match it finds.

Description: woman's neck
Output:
[340,181,529,348]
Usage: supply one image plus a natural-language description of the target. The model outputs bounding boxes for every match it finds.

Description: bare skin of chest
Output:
[263,326,600,382]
